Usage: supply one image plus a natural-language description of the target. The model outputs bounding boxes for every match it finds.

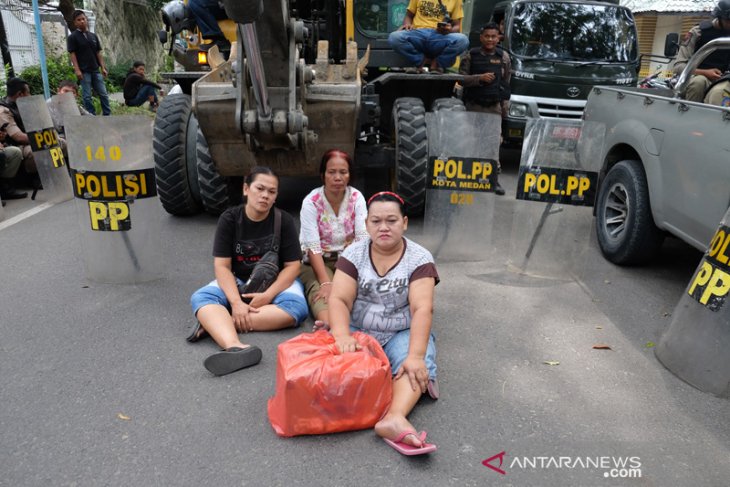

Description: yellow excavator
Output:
[154,0,493,215]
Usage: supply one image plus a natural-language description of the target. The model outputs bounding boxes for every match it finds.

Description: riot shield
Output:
[16,95,73,204]
[47,92,81,135]
[507,119,604,278]
[66,116,163,283]
[655,208,730,397]
[420,111,502,260]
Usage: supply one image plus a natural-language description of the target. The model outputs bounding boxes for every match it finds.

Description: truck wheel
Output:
[197,127,229,215]
[393,97,428,215]
[595,160,664,265]
[431,98,466,112]
[152,94,202,215]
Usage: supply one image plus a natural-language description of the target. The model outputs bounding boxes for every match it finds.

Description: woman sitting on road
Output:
[299,149,367,329]
[328,191,440,456]
[188,166,308,376]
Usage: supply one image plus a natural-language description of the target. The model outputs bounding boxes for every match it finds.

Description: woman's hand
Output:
[230,300,259,332]
[334,333,361,354]
[395,356,429,393]
[313,282,332,304]
[241,291,273,309]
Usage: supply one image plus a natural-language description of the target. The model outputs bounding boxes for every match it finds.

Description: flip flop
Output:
[427,379,439,400]
[203,346,262,376]
[312,320,330,332]
[186,321,208,343]
[383,430,437,456]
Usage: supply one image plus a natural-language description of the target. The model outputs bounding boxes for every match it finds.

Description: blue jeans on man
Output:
[81,71,111,116]
[388,28,469,69]
[189,0,227,38]
[126,84,158,108]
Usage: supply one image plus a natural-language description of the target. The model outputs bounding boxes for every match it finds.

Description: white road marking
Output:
[0,202,55,231]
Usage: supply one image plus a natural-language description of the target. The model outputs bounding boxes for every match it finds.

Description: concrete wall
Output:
[86,0,166,76]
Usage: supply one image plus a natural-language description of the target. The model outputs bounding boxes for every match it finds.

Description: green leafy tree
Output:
[18,55,75,95]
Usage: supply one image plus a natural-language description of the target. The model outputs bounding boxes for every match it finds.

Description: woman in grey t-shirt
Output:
[329,191,440,456]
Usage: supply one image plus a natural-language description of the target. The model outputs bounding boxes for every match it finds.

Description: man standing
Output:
[67,10,111,116]
[672,1,730,102]
[460,22,511,195]
[388,0,469,73]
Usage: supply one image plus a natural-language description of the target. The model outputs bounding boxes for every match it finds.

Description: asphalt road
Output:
[1,151,728,486]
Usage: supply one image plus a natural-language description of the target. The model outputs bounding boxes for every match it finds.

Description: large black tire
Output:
[393,97,428,216]
[595,160,664,265]
[196,127,229,215]
[431,97,466,112]
[152,94,202,215]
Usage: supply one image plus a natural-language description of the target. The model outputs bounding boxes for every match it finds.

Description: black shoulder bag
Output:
[238,208,281,301]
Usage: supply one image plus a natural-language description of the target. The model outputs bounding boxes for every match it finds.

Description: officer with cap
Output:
[672,0,730,102]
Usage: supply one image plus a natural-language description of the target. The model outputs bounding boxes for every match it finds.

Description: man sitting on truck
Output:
[388,0,469,73]
[672,0,730,102]
[459,22,510,195]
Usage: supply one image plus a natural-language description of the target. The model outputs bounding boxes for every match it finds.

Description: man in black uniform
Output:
[67,10,111,116]
[459,22,511,195]
[672,1,730,102]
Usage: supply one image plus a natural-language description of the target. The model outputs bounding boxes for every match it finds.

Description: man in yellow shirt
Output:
[388,0,469,73]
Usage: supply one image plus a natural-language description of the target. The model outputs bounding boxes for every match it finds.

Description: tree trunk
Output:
[56,0,77,31]
[0,9,14,77]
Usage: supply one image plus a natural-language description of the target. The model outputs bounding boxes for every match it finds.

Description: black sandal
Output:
[203,346,262,376]
[186,321,208,343]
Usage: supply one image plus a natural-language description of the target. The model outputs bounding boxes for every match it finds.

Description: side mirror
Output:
[158,29,168,45]
[664,33,680,58]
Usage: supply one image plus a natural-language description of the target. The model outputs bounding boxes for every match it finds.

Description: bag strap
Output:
[272,208,281,252]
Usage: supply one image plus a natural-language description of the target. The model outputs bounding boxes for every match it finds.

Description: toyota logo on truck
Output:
[567,86,580,98]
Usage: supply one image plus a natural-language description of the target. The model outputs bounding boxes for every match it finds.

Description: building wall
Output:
[635,12,712,78]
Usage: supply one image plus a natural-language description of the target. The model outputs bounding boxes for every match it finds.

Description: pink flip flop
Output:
[383,430,437,456]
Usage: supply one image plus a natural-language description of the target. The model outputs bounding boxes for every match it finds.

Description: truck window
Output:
[510,2,637,62]
[355,0,408,36]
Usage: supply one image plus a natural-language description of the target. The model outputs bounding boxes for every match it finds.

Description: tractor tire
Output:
[196,127,229,215]
[393,97,428,216]
[431,97,466,112]
[152,94,202,216]
[595,160,664,265]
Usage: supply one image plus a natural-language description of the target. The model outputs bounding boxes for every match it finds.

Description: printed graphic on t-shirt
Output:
[418,0,446,21]
[235,234,274,269]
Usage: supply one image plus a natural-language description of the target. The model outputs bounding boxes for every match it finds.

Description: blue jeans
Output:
[80,71,111,116]
[189,0,227,38]
[190,278,309,325]
[126,85,158,107]
[388,28,469,69]
[352,326,438,380]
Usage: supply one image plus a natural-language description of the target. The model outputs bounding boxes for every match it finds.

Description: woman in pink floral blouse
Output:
[299,149,368,328]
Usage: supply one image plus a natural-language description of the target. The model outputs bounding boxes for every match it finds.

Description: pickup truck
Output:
[583,37,730,265]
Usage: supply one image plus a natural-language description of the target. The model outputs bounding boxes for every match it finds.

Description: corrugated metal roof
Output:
[622,0,716,14]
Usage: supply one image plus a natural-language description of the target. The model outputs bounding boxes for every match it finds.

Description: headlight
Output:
[509,102,528,118]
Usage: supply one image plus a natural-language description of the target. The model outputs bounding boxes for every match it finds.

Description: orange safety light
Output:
[198,50,208,65]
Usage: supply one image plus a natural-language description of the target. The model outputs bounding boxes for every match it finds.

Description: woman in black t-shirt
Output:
[189,166,308,376]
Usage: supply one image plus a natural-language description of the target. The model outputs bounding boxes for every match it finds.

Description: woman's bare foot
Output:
[375,413,423,447]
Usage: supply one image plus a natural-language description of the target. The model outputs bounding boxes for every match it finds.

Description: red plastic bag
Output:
[267,330,392,437]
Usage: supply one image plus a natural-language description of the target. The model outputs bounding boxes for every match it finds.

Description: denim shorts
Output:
[352,326,437,380]
[190,278,309,325]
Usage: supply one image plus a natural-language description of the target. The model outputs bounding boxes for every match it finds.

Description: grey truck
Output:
[583,37,730,265]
